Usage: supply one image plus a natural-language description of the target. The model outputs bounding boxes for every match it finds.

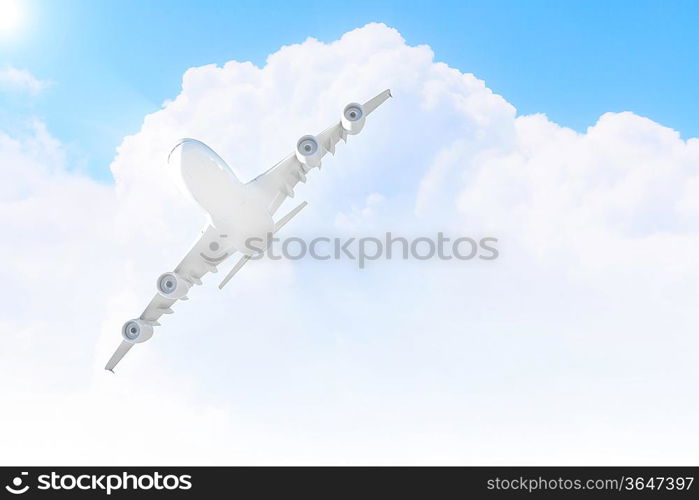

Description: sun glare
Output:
[0,0,22,35]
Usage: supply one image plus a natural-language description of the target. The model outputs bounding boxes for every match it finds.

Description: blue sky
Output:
[4,3,699,465]
[1,0,698,180]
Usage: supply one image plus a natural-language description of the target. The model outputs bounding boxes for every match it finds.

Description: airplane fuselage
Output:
[169,138,274,255]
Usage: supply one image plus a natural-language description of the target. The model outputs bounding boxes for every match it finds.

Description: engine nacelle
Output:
[156,272,191,299]
[121,319,154,344]
[341,102,365,135]
[295,135,322,168]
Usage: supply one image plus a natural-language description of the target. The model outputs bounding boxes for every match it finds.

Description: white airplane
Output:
[105,89,392,372]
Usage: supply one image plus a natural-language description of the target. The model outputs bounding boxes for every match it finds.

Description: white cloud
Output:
[334,193,385,230]
[1,23,699,465]
[0,67,50,94]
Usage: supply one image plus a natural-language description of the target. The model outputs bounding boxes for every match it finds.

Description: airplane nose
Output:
[168,138,196,165]
[168,138,231,172]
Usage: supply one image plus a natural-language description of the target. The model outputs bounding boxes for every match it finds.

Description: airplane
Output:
[105,89,392,372]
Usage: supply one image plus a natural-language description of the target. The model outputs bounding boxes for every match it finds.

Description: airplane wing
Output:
[143,224,229,319]
[105,224,235,371]
[249,89,392,215]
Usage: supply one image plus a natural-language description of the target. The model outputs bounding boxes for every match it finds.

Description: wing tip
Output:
[387,89,392,98]
[105,368,115,374]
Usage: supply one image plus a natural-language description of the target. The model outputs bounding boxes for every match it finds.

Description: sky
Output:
[1,0,698,181]
[1,2,699,465]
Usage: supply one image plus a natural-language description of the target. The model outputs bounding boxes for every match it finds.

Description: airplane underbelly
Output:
[213,200,274,255]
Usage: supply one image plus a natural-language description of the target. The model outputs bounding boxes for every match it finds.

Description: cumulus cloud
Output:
[1,23,698,464]
[0,67,50,94]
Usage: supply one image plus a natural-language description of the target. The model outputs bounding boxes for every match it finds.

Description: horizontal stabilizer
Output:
[219,254,252,290]
[219,202,308,290]
[274,201,308,232]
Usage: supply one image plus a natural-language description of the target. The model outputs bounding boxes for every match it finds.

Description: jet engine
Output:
[341,102,365,135]
[121,319,154,344]
[295,135,322,168]
[156,272,191,299]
